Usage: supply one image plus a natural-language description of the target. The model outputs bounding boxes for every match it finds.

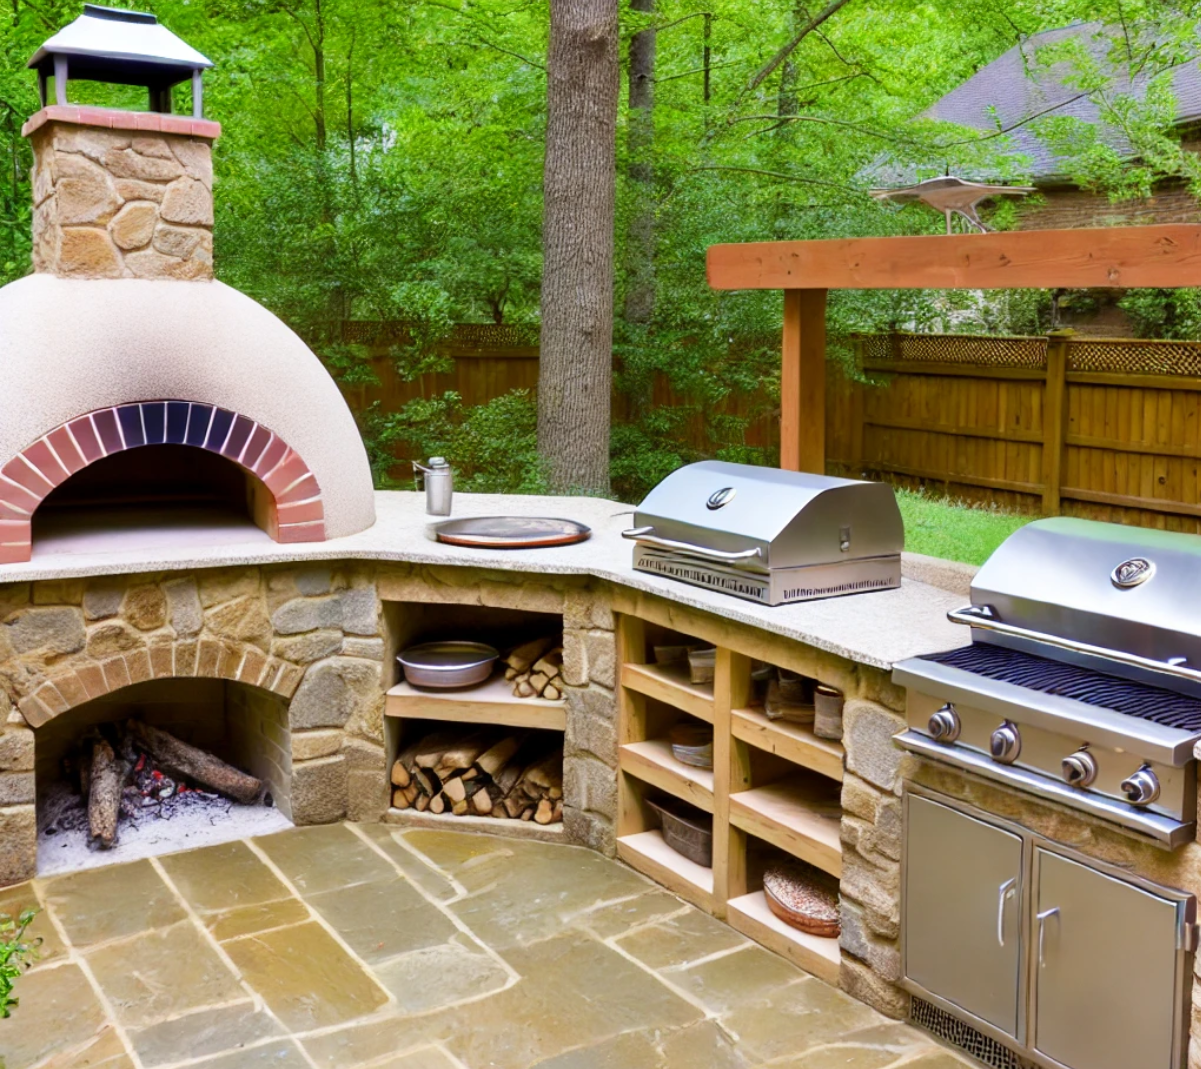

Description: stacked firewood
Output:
[390,728,563,824]
[502,637,564,700]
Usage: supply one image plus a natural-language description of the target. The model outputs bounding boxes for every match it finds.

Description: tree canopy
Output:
[1,0,1199,497]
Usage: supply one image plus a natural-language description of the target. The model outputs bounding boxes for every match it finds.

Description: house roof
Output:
[922,23,1201,181]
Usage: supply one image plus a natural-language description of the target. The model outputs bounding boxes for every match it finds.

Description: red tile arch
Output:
[0,401,326,563]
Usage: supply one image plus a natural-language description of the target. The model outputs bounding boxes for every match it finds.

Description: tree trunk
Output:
[538,0,620,495]
[88,740,123,850]
[623,0,656,328]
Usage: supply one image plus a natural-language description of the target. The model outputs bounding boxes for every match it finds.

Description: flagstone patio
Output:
[0,824,971,1069]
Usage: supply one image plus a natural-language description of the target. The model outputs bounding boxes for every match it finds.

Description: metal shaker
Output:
[413,457,453,516]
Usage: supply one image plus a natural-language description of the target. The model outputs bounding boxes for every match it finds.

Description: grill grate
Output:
[928,643,1201,732]
[910,998,1035,1069]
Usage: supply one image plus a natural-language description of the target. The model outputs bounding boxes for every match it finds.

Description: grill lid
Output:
[960,517,1201,695]
[626,461,903,572]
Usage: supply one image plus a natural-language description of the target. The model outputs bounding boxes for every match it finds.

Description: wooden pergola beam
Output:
[707,224,1201,291]
[705,224,1201,473]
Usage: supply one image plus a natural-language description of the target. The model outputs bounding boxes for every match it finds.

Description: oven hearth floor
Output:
[0,825,971,1069]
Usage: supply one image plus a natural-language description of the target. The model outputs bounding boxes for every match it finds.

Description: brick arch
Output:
[15,634,305,729]
[0,401,326,564]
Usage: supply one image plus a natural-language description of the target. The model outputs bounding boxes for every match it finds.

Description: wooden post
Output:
[1042,329,1073,516]
[616,615,651,838]
[781,288,828,473]
[713,647,752,919]
[849,337,865,478]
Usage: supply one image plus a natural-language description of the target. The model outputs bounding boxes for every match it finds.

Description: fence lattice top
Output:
[1066,339,1201,376]
[861,333,1049,369]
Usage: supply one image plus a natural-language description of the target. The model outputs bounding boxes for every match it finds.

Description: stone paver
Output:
[0,823,973,1069]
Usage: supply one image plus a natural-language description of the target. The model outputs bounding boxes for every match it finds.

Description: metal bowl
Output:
[398,641,499,689]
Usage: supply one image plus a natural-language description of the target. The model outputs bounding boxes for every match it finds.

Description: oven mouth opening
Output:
[32,444,275,555]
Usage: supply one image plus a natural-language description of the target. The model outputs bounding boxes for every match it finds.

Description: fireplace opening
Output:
[35,677,292,875]
[32,444,277,553]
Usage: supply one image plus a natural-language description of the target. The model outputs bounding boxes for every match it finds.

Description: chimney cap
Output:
[28,4,213,84]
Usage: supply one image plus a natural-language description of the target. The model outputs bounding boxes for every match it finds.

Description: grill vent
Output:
[928,643,1201,731]
[910,998,1035,1069]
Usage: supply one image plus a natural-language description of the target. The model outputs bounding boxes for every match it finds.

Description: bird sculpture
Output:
[870,176,1036,234]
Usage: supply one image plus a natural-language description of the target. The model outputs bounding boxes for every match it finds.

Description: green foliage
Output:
[0,0,1197,498]
[1118,288,1201,339]
[361,389,546,494]
[0,909,41,1018]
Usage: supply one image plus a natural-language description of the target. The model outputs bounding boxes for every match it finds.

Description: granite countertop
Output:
[0,491,969,669]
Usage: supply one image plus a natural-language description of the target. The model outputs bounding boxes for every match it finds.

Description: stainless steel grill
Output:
[623,460,904,606]
[894,516,1201,849]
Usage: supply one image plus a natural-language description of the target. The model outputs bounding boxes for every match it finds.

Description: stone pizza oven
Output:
[0,4,375,565]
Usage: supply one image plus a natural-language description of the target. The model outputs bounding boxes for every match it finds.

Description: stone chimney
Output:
[26,108,219,280]
[22,4,218,280]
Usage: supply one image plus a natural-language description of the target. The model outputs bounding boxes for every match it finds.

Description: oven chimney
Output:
[23,4,219,281]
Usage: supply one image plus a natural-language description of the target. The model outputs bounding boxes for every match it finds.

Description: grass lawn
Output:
[895,488,1033,567]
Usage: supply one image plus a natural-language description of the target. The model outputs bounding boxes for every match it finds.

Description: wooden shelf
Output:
[618,830,715,913]
[727,890,840,985]
[622,661,715,723]
[732,706,844,782]
[385,675,566,731]
[731,776,842,877]
[620,739,715,812]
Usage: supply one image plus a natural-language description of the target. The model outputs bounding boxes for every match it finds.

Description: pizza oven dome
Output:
[0,274,376,559]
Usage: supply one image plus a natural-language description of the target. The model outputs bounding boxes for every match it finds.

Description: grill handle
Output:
[948,604,1201,688]
[621,526,764,563]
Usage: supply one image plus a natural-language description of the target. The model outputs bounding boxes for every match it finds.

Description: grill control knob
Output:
[1061,749,1098,788]
[928,704,961,743]
[1121,766,1161,806]
[989,722,1022,764]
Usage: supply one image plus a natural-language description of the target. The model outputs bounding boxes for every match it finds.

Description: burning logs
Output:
[502,638,564,700]
[127,722,263,804]
[390,728,563,824]
[67,720,263,850]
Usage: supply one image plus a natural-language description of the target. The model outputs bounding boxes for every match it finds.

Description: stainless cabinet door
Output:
[1033,849,1181,1069]
[904,794,1024,1036]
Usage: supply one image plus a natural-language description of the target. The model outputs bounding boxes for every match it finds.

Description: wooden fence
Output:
[832,332,1201,533]
[328,321,1201,531]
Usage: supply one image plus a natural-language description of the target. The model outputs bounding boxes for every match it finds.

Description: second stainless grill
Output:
[623,461,904,606]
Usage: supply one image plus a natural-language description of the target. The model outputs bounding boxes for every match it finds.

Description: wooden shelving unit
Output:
[615,611,847,982]
[385,675,567,731]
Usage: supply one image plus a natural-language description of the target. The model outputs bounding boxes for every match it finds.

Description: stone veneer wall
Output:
[0,563,389,885]
[25,107,218,281]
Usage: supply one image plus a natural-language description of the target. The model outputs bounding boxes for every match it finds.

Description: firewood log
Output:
[451,799,469,816]
[528,672,549,693]
[88,739,124,849]
[504,666,519,681]
[520,806,534,821]
[520,749,563,793]
[503,795,525,819]
[415,792,430,812]
[393,787,411,810]
[475,734,525,777]
[532,647,564,676]
[414,767,441,797]
[543,684,561,701]
[443,776,468,804]
[416,729,495,771]
[506,636,558,673]
[548,786,563,800]
[429,794,446,815]
[515,680,536,698]
[534,799,554,825]
[127,721,261,804]
[391,759,411,789]
[495,761,522,798]
[552,799,563,822]
[473,788,493,815]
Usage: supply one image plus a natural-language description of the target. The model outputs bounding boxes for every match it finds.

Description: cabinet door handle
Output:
[1037,907,1060,967]
[997,878,1017,946]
